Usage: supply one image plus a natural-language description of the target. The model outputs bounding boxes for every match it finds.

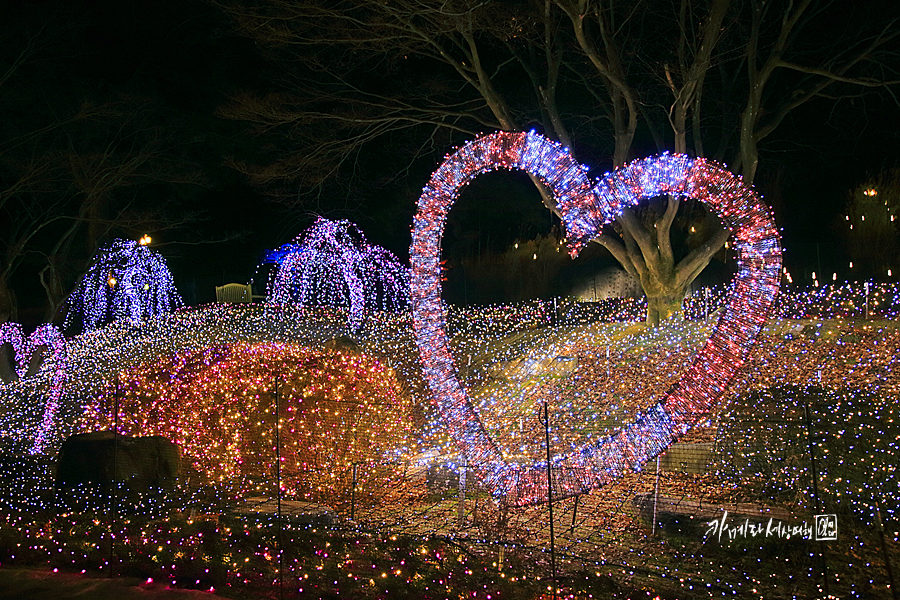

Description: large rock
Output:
[55,431,181,493]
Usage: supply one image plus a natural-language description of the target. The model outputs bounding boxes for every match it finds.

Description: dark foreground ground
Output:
[0,568,223,600]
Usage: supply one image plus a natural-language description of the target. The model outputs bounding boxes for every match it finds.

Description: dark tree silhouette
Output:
[216,0,900,323]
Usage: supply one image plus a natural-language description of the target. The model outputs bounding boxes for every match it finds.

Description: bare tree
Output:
[216,0,900,324]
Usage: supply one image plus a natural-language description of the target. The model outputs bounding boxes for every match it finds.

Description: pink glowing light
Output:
[0,321,67,454]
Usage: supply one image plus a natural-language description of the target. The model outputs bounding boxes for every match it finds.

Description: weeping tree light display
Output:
[263,217,410,330]
[66,238,183,332]
[410,131,781,505]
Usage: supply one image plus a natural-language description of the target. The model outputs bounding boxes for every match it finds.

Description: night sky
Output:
[3,0,900,322]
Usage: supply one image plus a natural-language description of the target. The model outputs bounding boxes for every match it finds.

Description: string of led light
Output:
[410,131,781,505]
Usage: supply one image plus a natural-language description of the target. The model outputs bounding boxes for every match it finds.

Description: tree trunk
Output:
[646,293,685,327]
[0,274,17,325]
[638,259,687,327]
[39,259,68,324]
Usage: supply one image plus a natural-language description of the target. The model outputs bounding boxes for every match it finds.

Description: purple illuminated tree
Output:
[263,217,409,330]
[65,238,183,332]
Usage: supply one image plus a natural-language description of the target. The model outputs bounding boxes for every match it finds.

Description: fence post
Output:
[457,456,467,529]
[109,376,119,576]
[876,502,899,600]
[350,462,358,521]
[274,371,284,600]
[543,401,557,600]
[805,391,829,598]
[652,454,660,536]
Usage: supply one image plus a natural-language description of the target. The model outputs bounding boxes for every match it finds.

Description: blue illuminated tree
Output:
[65,238,183,332]
[262,217,409,330]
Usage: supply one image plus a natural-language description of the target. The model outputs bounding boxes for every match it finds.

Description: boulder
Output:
[55,431,180,493]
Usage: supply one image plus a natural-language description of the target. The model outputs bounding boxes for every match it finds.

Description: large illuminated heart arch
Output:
[410,131,781,505]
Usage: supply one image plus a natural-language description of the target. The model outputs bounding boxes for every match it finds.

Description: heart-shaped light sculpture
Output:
[0,321,67,454]
[410,131,781,505]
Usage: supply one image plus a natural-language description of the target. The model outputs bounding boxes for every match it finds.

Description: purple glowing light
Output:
[264,217,409,330]
[65,238,183,332]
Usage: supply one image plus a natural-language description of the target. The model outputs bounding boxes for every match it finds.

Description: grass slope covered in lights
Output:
[3,315,900,599]
[0,304,420,454]
[3,291,900,599]
[2,283,899,459]
[4,302,900,597]
[79,342,413,512]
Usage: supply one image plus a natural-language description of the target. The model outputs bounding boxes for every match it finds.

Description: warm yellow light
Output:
[864,188,878,196]
[139,234,152,246]
[108,276,117,287]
